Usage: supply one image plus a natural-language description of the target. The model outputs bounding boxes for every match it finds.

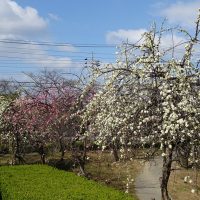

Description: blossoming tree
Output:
[0,92,23,164]
[1,71,94,169]
[82,11,200,200]
[2,83,80,164]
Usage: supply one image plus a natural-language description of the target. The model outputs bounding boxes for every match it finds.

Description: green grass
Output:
[0,165,134,200]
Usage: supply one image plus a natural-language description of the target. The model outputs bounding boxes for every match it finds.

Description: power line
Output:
[0,49,115,60]
[0,39,116,48]
[0,64,86,68]
[0,55,96,62]
[0,45,116,56]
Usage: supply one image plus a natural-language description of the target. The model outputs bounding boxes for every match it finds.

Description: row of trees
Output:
[1,12,200,200]
[0,72,94,174]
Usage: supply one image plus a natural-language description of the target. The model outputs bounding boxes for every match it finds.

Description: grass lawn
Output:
[0,151,141,199]
[1,152,199,200]
[0,164,134,200]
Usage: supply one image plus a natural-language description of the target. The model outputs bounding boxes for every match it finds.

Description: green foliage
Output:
[0,165,134,200]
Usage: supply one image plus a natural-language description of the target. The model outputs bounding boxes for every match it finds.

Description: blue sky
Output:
[15,0,160,43]
[0,0,200,80]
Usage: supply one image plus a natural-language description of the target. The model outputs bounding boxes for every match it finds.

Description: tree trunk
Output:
[78,157,86,176]
[59,138,65,161]
[78,137,87,176]
[82,137,87,164]
[71,137,87,176]
[111,141,119,161]
[161,147,173,200]
[41,153,46,164]
[12,132,25,165]
[38,144,46,164]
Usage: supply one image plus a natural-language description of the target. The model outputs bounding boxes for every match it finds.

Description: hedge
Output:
[0,165,134,200]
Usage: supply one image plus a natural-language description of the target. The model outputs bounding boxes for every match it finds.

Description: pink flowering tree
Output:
[6,87,80,164]
[2,71,94,168]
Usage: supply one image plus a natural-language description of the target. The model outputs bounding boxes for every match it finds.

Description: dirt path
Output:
[135,157,162,200]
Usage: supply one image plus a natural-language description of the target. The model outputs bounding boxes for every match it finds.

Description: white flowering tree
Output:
[0,95,11,131]
[82,12,200,200]
[0,93,19,157]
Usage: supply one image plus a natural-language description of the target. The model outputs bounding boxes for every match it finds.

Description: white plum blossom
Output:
[82,11,200,199]
[191,189,195,193]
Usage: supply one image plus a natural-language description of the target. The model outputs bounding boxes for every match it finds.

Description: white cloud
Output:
[0,42,74,69]
[57,45,77,52]
[106,29,147,44]
[160,34,186,48]
[21,45,73,69]
[160,1,200,28]
[48,13,60,21]
[0,0,79,79]
[106,1,200,46]
[105,27,188,61]
[106,28,185,47]
[0,0,48,39]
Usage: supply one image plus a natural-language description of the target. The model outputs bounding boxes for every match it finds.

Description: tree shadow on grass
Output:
[47,158,75,171]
